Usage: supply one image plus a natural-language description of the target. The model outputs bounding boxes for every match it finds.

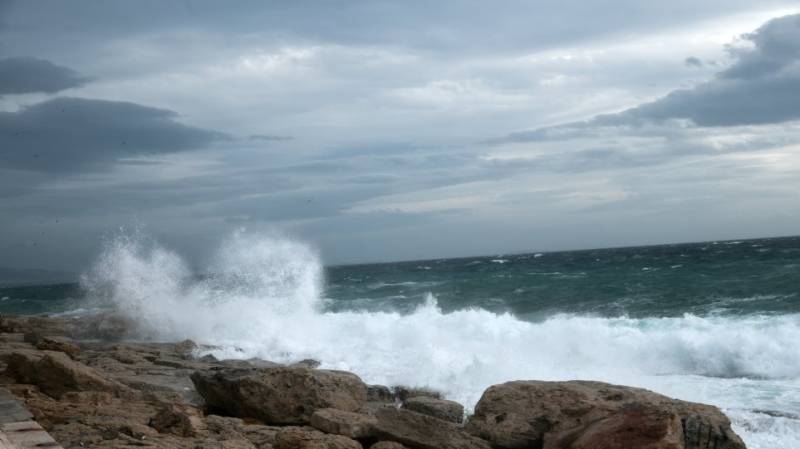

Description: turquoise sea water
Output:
[2,234,799,448]
[4,235,799,318]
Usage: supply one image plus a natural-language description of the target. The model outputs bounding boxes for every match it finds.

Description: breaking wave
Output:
[81,231,800,449]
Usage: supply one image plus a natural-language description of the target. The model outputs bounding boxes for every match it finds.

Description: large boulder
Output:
[403,396,464,424]
[3,350,130,398]
[372,407,491,449]
[465,380,746,449]
[275,427,362,449]
[191,366,368,424]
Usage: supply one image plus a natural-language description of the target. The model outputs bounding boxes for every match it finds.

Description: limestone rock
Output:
[370,443,409,449]
[4,350,130,398]
[35,336,81,358]
[275,427,362,449]
[403,396,464,424]
[152,403,207,437]
[565,404,684,449]
[310,408,377,439]
[191,367,368,424]
[372,407,491,449]
[465,380,746,449]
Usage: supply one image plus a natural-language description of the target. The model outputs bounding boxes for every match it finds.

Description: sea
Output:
[1,232,799,448]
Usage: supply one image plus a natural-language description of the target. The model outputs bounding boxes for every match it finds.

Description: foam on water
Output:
[82,232,800,449]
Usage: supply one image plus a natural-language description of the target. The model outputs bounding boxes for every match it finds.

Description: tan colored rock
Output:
[242,423,282,448]
[465,380,746,449]
[275,427,362,449]
[1,315,72,336]
[191,367,368,424]
[370,443,409,449]
[152,403,207,437]
[403,396,464,424]
[35,336,81,358]
[108,346,150,364]
[372,407,491,449]
[310,408,377,439]
[4,350,130,398]
[566,404,684,449]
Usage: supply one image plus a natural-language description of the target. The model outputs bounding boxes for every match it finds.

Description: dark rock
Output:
[217,358,282,369]
[367,385,394,403]
[403,396,464,424]
[199,354,219,363]
[290,359,322,369]
[372,407,491,449]
[191,366,368,424]
[393,386,441,402]
[465,380,746,449]
[174,339,198,359]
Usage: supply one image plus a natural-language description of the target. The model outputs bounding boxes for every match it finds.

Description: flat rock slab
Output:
[0,388,63,448]
[0,390,32,424]
[0,421,63,449]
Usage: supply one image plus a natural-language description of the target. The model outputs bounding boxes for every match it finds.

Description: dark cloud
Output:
[685,56,703,68]
[0,57,88,94]
[0,97,226,173]
[502,13,800,143]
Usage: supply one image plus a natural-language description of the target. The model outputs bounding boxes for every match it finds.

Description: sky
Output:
[1,0,800,271]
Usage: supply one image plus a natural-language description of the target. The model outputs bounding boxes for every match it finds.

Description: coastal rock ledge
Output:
[0,314,747,449]
[465,380,746,449]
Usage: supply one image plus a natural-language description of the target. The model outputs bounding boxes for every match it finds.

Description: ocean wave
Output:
[82,231,800,449]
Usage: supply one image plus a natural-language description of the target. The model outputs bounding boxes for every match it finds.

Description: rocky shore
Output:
[0,314,746,449]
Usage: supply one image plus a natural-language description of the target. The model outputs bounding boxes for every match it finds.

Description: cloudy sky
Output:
[1,0,800,270]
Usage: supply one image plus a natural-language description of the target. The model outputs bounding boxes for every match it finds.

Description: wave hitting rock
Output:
[0,314,747,449]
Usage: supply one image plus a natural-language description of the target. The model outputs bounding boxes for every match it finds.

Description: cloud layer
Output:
[0,97,225,173]
[505,13,800,142]
[0,57,87,95]
[0,2,799,269]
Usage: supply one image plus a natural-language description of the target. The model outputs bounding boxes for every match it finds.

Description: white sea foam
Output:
[82,231,800,449]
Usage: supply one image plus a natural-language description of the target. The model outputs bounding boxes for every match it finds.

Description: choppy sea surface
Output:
[2,233,800,448]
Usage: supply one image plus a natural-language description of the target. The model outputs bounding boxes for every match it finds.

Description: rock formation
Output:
[0,315,748,449]
[465,380,746,449]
